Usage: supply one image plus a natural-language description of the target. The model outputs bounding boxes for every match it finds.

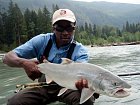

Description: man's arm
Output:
[3,51,29,67]
[3,51,42,81]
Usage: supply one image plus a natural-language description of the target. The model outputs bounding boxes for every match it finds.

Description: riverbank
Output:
[91,41,140,47]
[1,41,140,53]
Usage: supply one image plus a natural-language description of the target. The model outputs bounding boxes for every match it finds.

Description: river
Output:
[0,45,140,105]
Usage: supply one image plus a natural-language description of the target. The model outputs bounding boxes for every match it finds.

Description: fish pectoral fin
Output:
[57,88,68,96]
[45,75,53,84]
[80,88,94,104]
[61,58,73,64]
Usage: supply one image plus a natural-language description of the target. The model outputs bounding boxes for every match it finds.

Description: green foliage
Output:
[107,36,116,43]
[1,1,140,51]
[135,32,140,41]
[1,0,140,28]
[93,38,108,46]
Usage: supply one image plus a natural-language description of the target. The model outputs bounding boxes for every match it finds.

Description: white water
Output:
[0,45,140,105]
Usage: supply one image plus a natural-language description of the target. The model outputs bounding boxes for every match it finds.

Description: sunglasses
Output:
[54,25,75,32]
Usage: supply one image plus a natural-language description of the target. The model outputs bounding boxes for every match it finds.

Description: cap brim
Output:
[53,17,75,25]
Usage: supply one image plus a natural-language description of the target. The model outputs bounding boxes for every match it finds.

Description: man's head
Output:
[52,9,76,26]
[52,9,76,47]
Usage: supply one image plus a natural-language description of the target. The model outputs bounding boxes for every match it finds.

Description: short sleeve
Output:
[13,34,50,59]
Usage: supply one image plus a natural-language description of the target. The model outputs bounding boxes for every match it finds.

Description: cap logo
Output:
[60,10,66,15]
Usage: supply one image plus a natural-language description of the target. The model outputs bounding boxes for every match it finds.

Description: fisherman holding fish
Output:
[3,9,99,105]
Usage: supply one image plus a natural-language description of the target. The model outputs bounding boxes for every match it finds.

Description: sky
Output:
[73,0,140,4]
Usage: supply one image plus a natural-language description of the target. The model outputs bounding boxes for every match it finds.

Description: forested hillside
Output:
[0,0,140,51]
[1,0,140,27]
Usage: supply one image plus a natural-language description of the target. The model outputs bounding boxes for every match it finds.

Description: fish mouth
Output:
[113,88,130,98]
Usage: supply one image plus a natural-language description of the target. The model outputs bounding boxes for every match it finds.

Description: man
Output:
[3,9,99,105]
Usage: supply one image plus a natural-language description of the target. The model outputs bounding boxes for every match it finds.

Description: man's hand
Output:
[75,78,100,99]
[75,78,88,90]
[3,51,42,81]
[21,59,42,81]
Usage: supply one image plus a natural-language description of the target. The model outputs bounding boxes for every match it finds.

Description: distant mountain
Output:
[1,0,140,28]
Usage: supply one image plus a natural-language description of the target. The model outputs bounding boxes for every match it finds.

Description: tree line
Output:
[76,21,140,46]
[0,0,140,51]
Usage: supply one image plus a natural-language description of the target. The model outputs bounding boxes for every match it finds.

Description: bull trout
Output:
[38,58,131,104]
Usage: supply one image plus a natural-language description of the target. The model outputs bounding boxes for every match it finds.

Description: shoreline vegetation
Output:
[0,41,140,61]
[0,41,140,54]
[90,41,140,47]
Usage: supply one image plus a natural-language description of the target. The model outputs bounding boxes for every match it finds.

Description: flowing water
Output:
[0,45,140,105]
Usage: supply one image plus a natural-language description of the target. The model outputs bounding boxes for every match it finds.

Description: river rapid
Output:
[0,44,140,105]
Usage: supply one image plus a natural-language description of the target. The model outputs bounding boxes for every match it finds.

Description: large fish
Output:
[38,58,131,104]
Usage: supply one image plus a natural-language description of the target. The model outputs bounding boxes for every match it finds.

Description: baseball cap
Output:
[52,9,76,25]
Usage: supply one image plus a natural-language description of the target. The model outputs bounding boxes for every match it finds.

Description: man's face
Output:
[53,20,75,47]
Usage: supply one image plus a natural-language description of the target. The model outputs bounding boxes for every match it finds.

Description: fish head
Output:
[98,73,131,98]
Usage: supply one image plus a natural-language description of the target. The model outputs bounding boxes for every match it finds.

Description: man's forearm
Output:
[2,51,28,67]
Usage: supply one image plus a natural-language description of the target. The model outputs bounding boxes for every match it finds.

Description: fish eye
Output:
[113,82,119,86]
[114,82,117,86]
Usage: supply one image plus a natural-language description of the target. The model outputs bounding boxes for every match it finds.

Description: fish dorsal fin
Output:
[61,58,73,64]
[45,75,53,84]
[57,88,68,96]
[80,88,94,104]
